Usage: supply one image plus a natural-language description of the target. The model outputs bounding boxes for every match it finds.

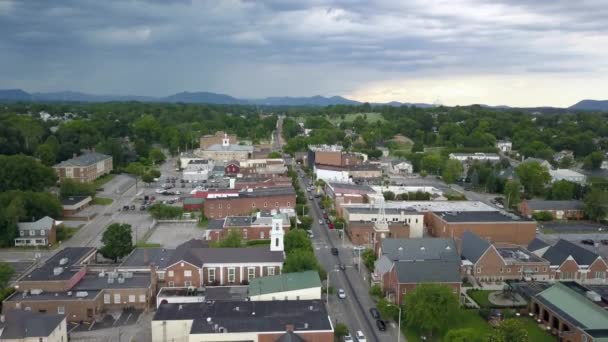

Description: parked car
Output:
[122,205,130,211]
[581,239,595,246]
[355,331,366,342]
[369,308,380,319]
[139,205,146,211]
[343,334,353,342]
[331,247,339,255]
[130,204,135,210]
[307,231,314,239]
[319,219,324,225]
[601,240,608,245]
[328,223,334,229]
[376,320,386,331]
[338,264,346,271]
[338,288,346,299]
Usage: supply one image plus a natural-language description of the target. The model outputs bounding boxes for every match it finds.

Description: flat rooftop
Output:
[72,273,151,290]
[327,182,375,193]
[20,247,95,282]
[497,247,546,264]
[6,289,101,302]
[434,211,531,223]
[342,200,497,213]
[119,248,174,269]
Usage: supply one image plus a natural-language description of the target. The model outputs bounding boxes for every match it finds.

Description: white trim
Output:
[203,262,282,267]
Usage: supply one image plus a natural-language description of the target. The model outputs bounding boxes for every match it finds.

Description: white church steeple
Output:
[270,214,284,252]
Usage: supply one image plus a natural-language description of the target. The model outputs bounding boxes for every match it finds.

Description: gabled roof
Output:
[395,259,461,283]
[541,239,600,266]
[461,232,491,263]
[527,238,549,252]
[248,271,321,296]
[536,282,608,330]
[0,310,64,338]
[380,238,459,262]
[54,152,111,167]
[525,200,583,211]
[17,216,54,232]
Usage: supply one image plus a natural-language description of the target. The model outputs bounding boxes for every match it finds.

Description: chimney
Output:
[285,324,295,332]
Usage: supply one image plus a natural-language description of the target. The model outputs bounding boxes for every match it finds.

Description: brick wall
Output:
[315,151,342,167]
[3,296,103,322]
[258,331,334,342]
[200,133,237,149]
[204,194,296,219]
[473,247,550,281]
[165,262,202,287]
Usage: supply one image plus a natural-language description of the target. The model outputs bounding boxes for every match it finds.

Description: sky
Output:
[1,0,607,107]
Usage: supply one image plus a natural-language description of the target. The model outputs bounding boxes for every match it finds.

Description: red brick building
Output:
[518,199,585,220]
[427,211,537,246]
[61,196,92,217]
[53,151,113,183]
[200,131,237,149]
[224,160,240,175]
[204,187,296,219]
[206,212,291,242]
[346,221,410,247]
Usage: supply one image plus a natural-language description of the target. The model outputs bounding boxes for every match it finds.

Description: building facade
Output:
[518,199,585,220]
[203,188,296,219]
[15,216,56,247]
[53,152,113,183]
[200,131,237,150]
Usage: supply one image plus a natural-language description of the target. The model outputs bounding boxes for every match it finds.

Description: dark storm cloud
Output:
[0,0,607,100]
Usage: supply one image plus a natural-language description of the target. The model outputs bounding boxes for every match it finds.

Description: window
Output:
[392,218,398,222]
[40,337,43,342]
[139,295,146,303]
[158,272,165,280]
[260,231,265,239]
[185,281,192,287]
[267,267,275,276]
[287,202,291,207]
[595,271,606,279]
[264,202,268,208]
[228,268,236,283]
[168,281,174,287]
[500,268,504,273]
[20,230,24,237]
[561,272,575,280]
[507,268,511,273]
[543,267,547,272]
[476,268,481,273]
[58,306,65,314]
[251,203,255,208]
[275,202,279,207]
[129,295,135,303]
[168,270,174,277]
[114,294,121,304]
[248,267,256,281]
[104,294,111,304]
[218,204,222,209]
[30,230,35,236]
[184,270,192,277]
[415,219,418,223]
[40,230,45,236]
[227,204,231,209]
[208,269,215,283]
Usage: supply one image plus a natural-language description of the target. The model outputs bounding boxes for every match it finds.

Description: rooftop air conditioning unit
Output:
[75,291,88,297]
[53,267,63,276]
[117,277,125,284]
[59,258,69,265]
[30,289,43,295]
[108,277,115,284]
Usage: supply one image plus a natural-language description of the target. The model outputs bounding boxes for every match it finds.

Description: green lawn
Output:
[93,174,116,188]
[405,309,492,342]
[56,226,77,243]
[135,242,161,248]
[516,317,555,342]
[92,197,113,205]
[467,289,495,308]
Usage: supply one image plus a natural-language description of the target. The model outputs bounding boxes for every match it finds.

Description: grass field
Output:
[92,197,113,205]
[468,290,495,308]
[136,242,161,248]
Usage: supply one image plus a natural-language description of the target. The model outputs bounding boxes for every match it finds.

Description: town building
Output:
[61,196,92,217]
[182,159,214,182]
[203,187,296,219]
[342,206,424,240]
[348,164,382,179]
[15,216,56,247]
[182,197,204,212]
[53,151,113,183]
[426,211,537,245]
[307,144,343,169]
[178,152,208,169]
[238,159,287,176]
[0,310,67,342]
[233,176,293,191]
[448,152,501,163]
[523,157,552,170]
[224,160,240,176]
[370,185,443,199]
[528,239,608,283]
[313,164,350,183]
[206,212,290,242]
[518,199,585,220]
[496,140,512,153]
[199,131,237,150]
[197,134,253,162]
[529,282,608,341]
[374,238,461,305]
[460,232,550,282]
[151,300,334,342]
[325,182,375,210]
[248,270,322,301]
[550,169,587,184]
[389,160,413,175]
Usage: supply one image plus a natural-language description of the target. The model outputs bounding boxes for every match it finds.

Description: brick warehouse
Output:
[203,187,296,219]
[427,211,537,245]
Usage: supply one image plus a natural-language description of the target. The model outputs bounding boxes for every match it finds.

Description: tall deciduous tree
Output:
[215,230,243,248]
[515,161,550,196]
[583,151,605,170]
[549,180,575,200]
[0,155,57,192]
[421,154,443,175]
[100,223,133,262]
[503,180,522,208]
[404,283,460,338]
[149,148,166,165]
[283,249,322,275]
[584,189,608,222]
[442,159,464,184]
[486,319,529,342]
[284,229,312,253]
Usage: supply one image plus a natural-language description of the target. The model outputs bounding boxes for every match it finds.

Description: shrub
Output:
[532,211,554,221]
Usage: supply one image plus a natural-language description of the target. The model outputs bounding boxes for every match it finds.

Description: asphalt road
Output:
[296,167,398,342]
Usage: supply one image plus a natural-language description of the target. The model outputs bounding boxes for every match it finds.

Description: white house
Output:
[496,140,512,153]
[601,160,608,170]
[182,160,214,182]
[390,160,413,174]
[550,169,587,184]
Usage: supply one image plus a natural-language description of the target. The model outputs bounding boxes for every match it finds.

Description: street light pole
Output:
[398,306,402,342]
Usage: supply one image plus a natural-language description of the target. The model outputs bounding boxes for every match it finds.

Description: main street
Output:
[295,167,399,342]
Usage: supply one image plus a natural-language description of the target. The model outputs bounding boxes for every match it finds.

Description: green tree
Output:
[361,249,377,270]
[421,154,443,175]
[404,283,460,338]
[377,298,400,321]
[583,151,604,170]
[267,151,282,158]
[584,189,608,222]
[133,115,161,143]
[142,173,155,183]
[334,323,349,339]
[486,319,529,342]
[0,263,15,288]
[532,211,554,221]
[283,249,322,274]
[149,148,166,165]
[34,143,57,166]
[124,162,146,177]
[383,191,396,201]
[215,230,243,248]
[99,223,134,262]
[503,180,522,208]
[442,159,464,184]
[515,161,550,196]
[444,328,480,342]
[0,155,57,192]
[148,203,184,219]
[60,179,95,198]
[284,229,312,254]
[549,180,575,200]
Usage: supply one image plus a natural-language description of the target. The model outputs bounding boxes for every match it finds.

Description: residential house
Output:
[449,153,501,163]
[374,238,461,305]
[553,150,574,163]
[496,140,512,153]
[529,282,608,341]
[460,232,550,282]
[550,169,587,184]
[224,160,240,175]
[518,199,585,220]
[426,211,537,246]
[0,310,67,342]
[53,151,113,183]
[528,239,608,283]
[248,270,322,301]
[203,187,296,219]
[151,300,334,342]
[15,216,56,247]
[390,160,413,175]
[206,212,290,242]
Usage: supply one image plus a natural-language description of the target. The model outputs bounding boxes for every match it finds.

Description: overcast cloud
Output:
[1,0,607,106]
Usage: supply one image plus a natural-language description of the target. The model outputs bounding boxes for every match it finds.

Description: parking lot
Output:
[145,222,204,248]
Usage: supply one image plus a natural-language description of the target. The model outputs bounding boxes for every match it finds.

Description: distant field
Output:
[329,112,386,124]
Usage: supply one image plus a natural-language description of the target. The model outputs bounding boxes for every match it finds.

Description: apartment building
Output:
[53,152,113,183]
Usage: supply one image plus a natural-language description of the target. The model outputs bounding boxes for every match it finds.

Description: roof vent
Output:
[59,258,69,265]
[304,323,309,329]
[446,246,451,250]
[398,247,403,251]
[206,317,212,324]
[53,267,64,276]
[420,246,425,251]
[76,291,88,298]
[178,305,183,311]
[235,306,239,311]
[30,289,43,295]
[309,305,314,311]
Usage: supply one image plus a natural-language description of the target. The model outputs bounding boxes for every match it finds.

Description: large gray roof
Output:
[17,216,54,232]
[525,200,583,211]
[434,211,531,223]
[0,310,64,338]
[527,238,549,252]
[21,247,95,281]
[541,239,600,266]
[461,232,491,263]
[54,152,111,167]
[72,274,151,290]
[380,238,459,262]
[205,144,253,152]
[119,248,174,268]
[395,260,461,283]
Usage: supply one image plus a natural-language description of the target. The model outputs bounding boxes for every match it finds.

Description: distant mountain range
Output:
[0,88,605,110]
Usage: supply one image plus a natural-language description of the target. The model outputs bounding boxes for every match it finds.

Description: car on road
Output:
[376,320,386,331]
[369,308,380,319]
[338,288,346,299]
[307,231,314,239]
[140,205,146,211]
[122,205,130,211]
[353,245,365,251]
[343,334,353,342]
[309,195,313,200]
[338,263,346,271]
[331,247,339,255]
[319,219,324,225]
[355,331,366,342]
[601,240,608,245]
[581,239,595,246]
